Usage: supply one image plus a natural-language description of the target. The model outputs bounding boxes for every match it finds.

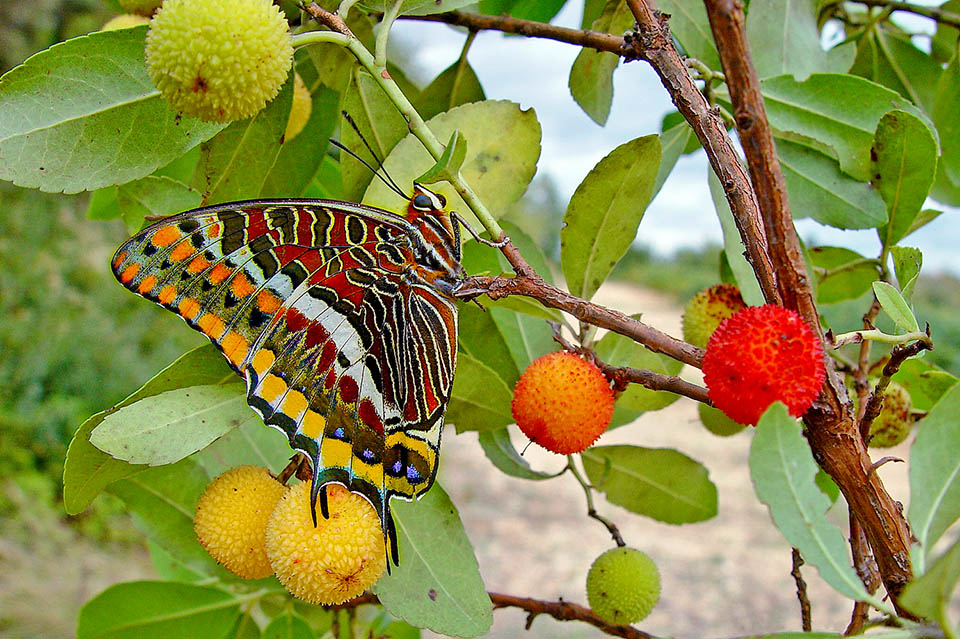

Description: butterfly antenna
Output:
[338,111,408,199]
[329,138,407,201]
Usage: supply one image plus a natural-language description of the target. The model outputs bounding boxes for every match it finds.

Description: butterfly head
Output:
[405,184,466,291]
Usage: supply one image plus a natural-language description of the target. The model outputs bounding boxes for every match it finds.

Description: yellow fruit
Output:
[145,0,293,122]
[117,0,163,16]
[511,351,614,454]
[284,73,312,141]
[193,465,286,580]
[102,14,151,30]
[266,482,387,605]
[586,547,661,625]
[682,283,747,349]
[868,382,913,448]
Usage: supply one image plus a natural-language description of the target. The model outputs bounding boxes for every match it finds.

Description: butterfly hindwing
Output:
[112,198,461,564]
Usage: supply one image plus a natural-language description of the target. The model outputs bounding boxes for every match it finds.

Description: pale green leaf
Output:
[851,26,943,115]
[561,135,660,300]
[890,246,922,302]
[654,119,694,198]
[934,55,960,186]
[708,169,765,306]
[746,0,838,80]
[778,139,886,229]
[358,0,474,15]
[568,0,632,125]
[77,581,240,639]
[594,330,681,415]
[263,612,314,639]
[581,445,717,524]
[893,359,958,412]
[116,175,202,231]
[373,484,492,637]
[0,28,224,193]
[478,429,560,481]
[364,100,541,233]
[809,246,877,304]
[873,110,938,250]
[415,59,485,121]
[909,383,960,558]
[90,384,251,466]
[657,0,721,70]
[900,538,960,635]
[448,352,515,433]
[872,281,920,333]
[750,404,889,610]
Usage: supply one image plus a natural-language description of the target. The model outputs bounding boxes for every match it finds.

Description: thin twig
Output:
[791,548,812,632]
[844,0,960,29]
[846,512,881,635]
[567,457,627,547]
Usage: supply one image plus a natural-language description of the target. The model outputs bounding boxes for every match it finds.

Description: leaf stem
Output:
[566,456,625,547]
[828,328,933,349]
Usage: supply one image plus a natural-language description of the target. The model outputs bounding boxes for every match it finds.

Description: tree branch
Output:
[336,591,657,638]
[399,10,625,54]
[791,548,812,632]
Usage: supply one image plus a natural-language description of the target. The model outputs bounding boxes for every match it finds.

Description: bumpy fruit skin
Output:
[682,283,747,349]
[586,547,661,625]
[193,465,286,579]
[266,482,386,605]
[284,73,312,141]
[145,0,293,122]
[102,14,151,30]
[511,351,614,454]
[702,305,825,426]
[868,382,913,448]
[118,0,163,16]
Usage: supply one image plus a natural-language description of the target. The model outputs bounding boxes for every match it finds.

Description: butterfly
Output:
[111,183,467,566]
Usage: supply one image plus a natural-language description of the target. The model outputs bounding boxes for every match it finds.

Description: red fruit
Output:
[702,305,825,426]
[512,352,615,454]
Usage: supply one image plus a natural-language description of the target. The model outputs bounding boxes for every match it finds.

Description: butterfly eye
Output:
[436,193,446,208]
[412,194,434,211]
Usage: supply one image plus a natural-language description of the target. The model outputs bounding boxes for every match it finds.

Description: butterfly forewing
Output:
[111,197,461,563]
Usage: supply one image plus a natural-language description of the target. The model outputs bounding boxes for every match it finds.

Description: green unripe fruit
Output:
[698,403,746,437]
[145,0,293,122]
[682,283,746,349]
[586,547,660,625]
[117,0,163,16]
[868,382,913,448]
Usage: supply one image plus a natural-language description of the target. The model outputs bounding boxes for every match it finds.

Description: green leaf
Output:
[561,135,660,300]
[594,330,681,415]
[581,445,717,524]
[850,26,942,115]
[906,208,943,238]
[77,581,240,639]
[809,246,877,304]
[373,484,492,638]
[415,59,485,121]
[932,0,960,63]
[107,459,229,576]
[656,0,721,70]
[777,139,886,229]
[457,303,522,386]
[746,0,845,80]
[261,83,339,198]
[758,73,932,181]
[872,281,920,333]
[364,100,541,233]
[479,0,567,21]
[708,169,765,306]
[90,384,250,466]
[893,359,959,412]
[568,0,633,125]
[192,73,294,204]
[358,0,474,16]
[148,539,209,583]
[478,428,561,481]
[873,110,938,250]
[900,538,960,633]
[749,403,888,610]
[654,118,695,198]
[890,246,922,302]
[909,383,960,558]
[934,55,960,186]
[0,28,224,193]
[263,612,314,639]
[116,176,202,231]
[192,419,291,479]
[233,614,263,639]
[63,345,234,514]
[87,186,121,221]
[448,351,515,433]
[340,68,410,202]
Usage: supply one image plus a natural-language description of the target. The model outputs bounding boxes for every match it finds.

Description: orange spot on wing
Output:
[230,272,255,298]
[158,285,177,305]
[187,255,211,274]
[208,223,222,238]
[198,313,226,339]
[178,297,201,320]
[221,331,249,368]
[169,241,193,262]
[112,251,128,269]
[251,349,275,376]
[209,263,232,284]
[151,226,181,247]
[137,274,157,294]
[120,263,140,283]
[257,290,280,314]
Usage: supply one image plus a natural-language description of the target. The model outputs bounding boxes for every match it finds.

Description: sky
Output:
[390,3,959,276]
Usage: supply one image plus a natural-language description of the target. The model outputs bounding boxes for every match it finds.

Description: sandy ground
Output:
[0,282,915,639]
